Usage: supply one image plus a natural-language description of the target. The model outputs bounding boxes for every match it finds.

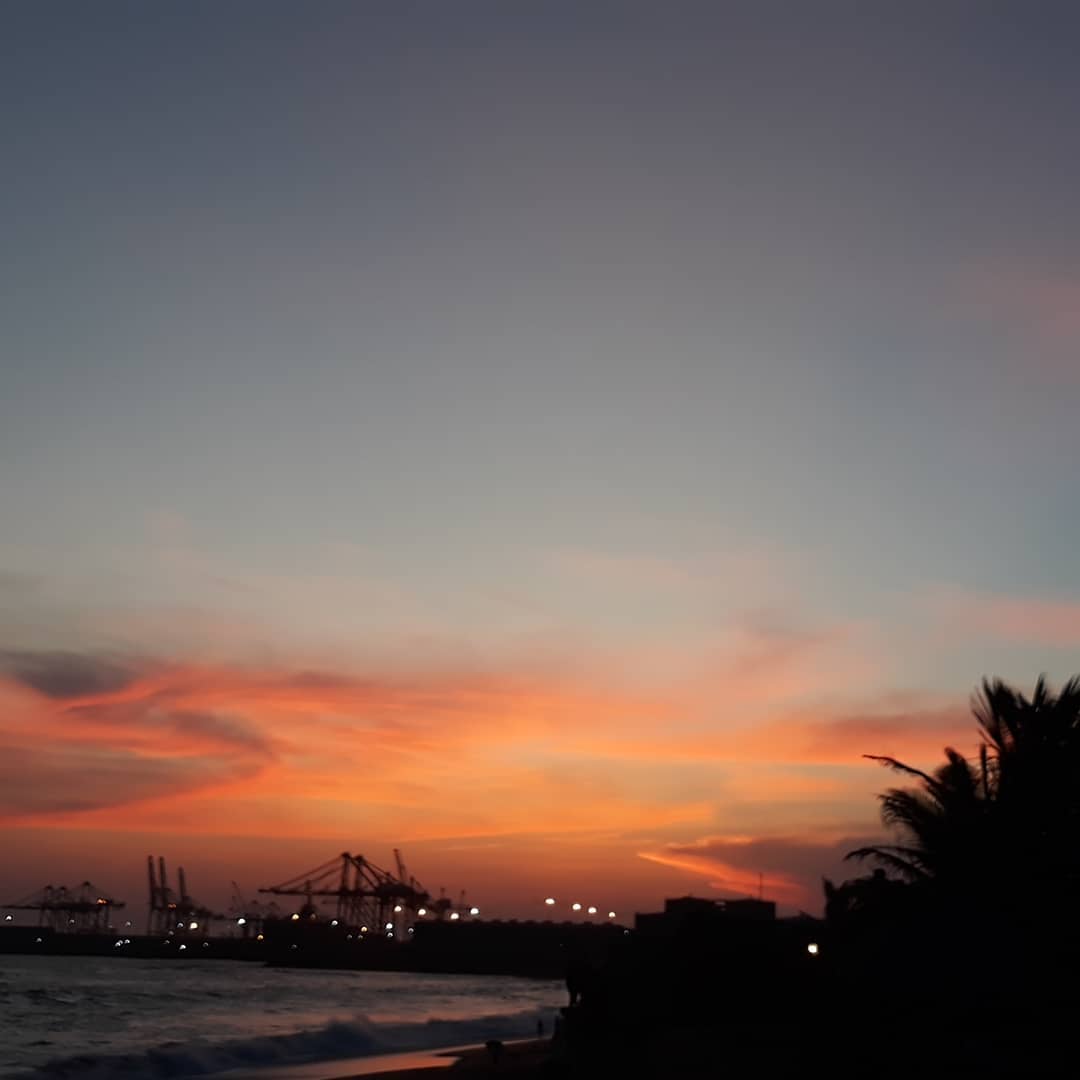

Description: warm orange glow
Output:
[0,645,960,915]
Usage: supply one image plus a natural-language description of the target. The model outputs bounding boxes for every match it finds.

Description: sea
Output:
[0,956,564,1079]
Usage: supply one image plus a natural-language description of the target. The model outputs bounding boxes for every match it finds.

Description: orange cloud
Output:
[0,640,981,915]
[0,646,968,835]
[0,652,701,839]
[638,832,878,910]
[560,698,973,768]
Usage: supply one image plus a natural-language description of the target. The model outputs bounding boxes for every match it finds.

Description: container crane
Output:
[147,856,216,936]
[2,881,125,933]
[258,849,466,938]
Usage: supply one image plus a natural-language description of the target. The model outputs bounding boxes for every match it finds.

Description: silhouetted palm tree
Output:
[974,676,1080,907]
[846,746,990,894]
[846,675,1080,933]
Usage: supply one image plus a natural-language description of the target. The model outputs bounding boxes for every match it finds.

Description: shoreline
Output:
[205,1038,553,1080]
[328,1038,551,1079]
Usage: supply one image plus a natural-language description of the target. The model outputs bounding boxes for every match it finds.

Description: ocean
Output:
[0,955,563,1079]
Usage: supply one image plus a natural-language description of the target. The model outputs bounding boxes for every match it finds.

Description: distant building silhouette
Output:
[635,895,776,936]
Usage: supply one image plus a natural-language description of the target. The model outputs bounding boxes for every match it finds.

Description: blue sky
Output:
[2,1,1080,913]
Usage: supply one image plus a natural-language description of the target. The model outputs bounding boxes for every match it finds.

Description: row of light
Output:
[6,907,485,929]
[412,905,481,918]
[544,898,617,919]
[5,913,141,927]
[285,905,480,923]
[11,922,816,954]
[6,912,821,958]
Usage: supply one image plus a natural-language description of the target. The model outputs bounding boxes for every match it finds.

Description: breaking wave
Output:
[14,1007,550,1079]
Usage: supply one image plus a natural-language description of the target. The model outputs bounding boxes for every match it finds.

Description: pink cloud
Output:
[927,585,1080,647]
[0,638,976,915]
[638,832,877,910]
[958,264,1080,375]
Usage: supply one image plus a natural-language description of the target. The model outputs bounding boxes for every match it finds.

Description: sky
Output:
[3,1,1080,920]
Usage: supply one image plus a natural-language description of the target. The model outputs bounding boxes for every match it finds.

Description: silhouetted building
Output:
[721,897,776,920]
[635,895,776,936]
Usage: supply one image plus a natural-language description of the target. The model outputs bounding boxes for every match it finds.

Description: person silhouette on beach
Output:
[566,956,584,1005]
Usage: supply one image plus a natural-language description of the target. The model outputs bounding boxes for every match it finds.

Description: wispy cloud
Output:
[561,697,971,768]
[926,585,1080,648]
[958,264,1080,375]
[0,636,975,913]
[0,650,143,700]
[639,832,881,909]
[0,744,262,817]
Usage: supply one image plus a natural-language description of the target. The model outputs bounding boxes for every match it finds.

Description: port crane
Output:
[258,851,418,934]
[2,881,125,933]
[147,855,216,936]
[226,881,279,936]
[258,850,469,936]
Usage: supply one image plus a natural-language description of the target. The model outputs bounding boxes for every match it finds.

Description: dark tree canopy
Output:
[832,676,1080,951]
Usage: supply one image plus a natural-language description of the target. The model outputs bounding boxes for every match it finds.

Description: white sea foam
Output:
[14,1008,550,1079]
[0,956,562,1079]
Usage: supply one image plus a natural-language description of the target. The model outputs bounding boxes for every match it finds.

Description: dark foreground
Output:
[344,1011,1080,1080]
[349,1014,1079,1080]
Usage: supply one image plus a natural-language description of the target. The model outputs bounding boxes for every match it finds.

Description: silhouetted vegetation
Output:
[837,677,1080,935]
[571,676,1080,1076]
[825,674,1080,1063]
[477,675,1080,1076]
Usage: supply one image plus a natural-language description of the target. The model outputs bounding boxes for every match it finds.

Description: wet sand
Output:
[329,1038,551,1079]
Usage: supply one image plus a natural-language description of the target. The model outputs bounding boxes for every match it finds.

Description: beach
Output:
[329,1039,550,1079]
[0,955,563,1080]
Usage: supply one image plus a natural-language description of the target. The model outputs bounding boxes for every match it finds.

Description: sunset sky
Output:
[3,2,1080,918]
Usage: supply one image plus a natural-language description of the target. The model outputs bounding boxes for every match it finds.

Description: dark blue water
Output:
[0,956,561,1078]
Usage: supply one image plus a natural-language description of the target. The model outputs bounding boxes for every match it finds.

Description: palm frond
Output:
[844,845,929,881]
[863,754,935,784]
